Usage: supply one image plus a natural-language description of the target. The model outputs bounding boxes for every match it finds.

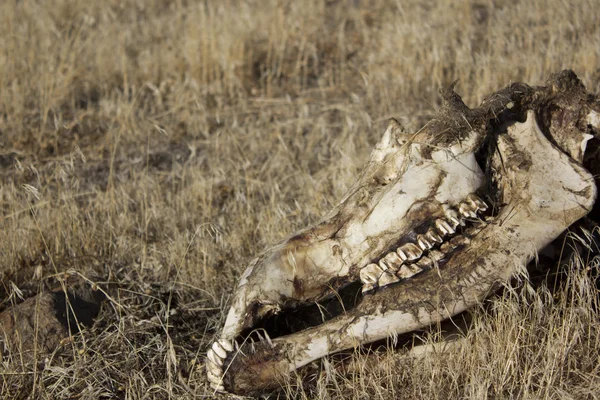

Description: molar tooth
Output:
[466,193,488,212]
[398,243,423,261]
[382,252,404,270]
[458,202,478,219]
[429,250,445,262]
[439,241,457,253]
[425,228,443,244]
[378,271,401,287]
[416,234,433,250]
[435,219,455,235]
[397,263,423,279]
[416,256,433,269]
[450,235,471,247]
[396,248,408,261]
[445,209,464,227]
[360,263,385,291]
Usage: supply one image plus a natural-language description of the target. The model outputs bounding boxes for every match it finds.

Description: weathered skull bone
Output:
[206,71,599,395]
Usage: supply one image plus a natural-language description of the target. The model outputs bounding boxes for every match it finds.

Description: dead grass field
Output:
[1,0,600,398]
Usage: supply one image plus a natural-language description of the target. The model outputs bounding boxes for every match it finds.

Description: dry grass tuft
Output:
[1,0,599,398]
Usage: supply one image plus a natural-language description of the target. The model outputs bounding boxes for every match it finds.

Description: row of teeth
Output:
[360,193,488,293]
[206,338,235,392]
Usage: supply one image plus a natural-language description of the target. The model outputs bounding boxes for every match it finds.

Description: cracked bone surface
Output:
[205,71,599,396]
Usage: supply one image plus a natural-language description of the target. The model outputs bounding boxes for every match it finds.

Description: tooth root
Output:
[458,202,477,219]
[416,234,433,250]
[398,243,423,261]
[378,271,401,287]
[466,193,488,212]
[416,256,433,269]
[397,263,423,279]
[436,219,455,236]
[445,209,464,227]
[212,341,228,359]
[425,228,443,244]
[360,263,385,287]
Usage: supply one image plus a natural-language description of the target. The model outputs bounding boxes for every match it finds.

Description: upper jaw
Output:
[207,70,599,395]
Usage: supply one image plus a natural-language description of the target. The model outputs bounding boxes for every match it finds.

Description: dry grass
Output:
[1,0,599,398]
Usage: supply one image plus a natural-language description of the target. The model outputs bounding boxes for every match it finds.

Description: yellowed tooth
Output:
[435,219,455,235]
[450,235,471,247]
[429,250,445,262]
[398,242,423,260]
[396,263,423,279]
[445,209,464,227]
[416,234,433,250]
[378,271,401,287]
[360,263,384,287]
[396,248,409,261]
[458,202,477,218]
[416,256,433,269]
[466,193,488,212]
[381,251,404,270]
[425,228,443,244]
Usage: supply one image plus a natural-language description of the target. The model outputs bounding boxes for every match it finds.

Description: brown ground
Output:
[1,0,599,398]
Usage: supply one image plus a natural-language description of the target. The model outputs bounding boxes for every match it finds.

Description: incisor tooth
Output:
[219,339,234,352]
[207,349,223,367]
[207,363,223,382]
[207,371,224,388]
[398,243,423,260]
[212,341,227,359]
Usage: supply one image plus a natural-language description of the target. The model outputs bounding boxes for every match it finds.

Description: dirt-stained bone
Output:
[206,71,599,396]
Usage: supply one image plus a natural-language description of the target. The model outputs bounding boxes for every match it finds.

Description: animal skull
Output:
[206,70,599,396]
